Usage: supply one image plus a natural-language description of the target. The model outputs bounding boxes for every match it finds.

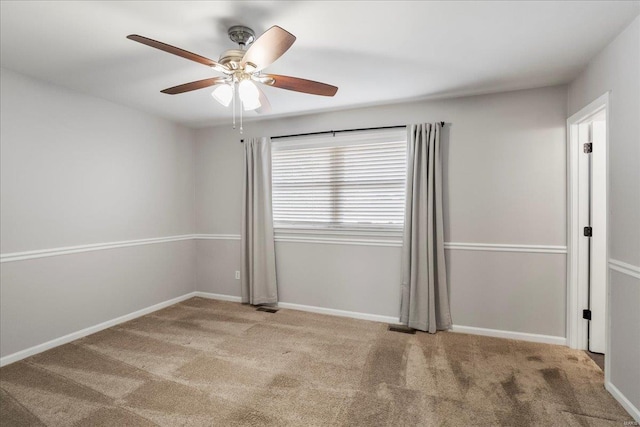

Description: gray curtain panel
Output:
[241,137,278,305]
[400,123,452,332]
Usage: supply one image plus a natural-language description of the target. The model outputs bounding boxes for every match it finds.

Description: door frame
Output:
[566,92,609,372]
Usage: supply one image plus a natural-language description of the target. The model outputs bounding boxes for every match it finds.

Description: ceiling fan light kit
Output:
[127,25,338,132]
[238,80,261,111]
[211,84,233,107]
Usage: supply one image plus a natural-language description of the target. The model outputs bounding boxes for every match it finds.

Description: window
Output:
[271,129,407,231]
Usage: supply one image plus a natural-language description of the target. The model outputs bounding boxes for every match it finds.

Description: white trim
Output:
[444,242,567,254]
[566,92,610,351]
[193,291,242,302]
[605,380,640,423]
[275,237,568,252]
[275,226,403,238]
[274,225,402,247]
[274,235,402,247]
[0,290,575,370]
[609,259,640,280]
[0,235,194,263]
[566,109,582,350]
[276,301,402,324]
[0,292,198,367]
[569,92,611,124]
[451,325,567,346]
[194,291,401,324]
[193,234,241,241]
[0,234,246,263]
[1,234,573,261]
[197,236,570,254]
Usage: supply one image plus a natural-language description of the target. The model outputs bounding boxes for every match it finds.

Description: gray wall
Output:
[568,16,640,415]
[275,243,402,317]
[194,85,568,337]
[1,70,195,252]
[0,69,196,358]
[0,241,194,357]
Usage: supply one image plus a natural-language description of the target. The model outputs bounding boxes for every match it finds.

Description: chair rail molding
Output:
[444,242,567,254]
[608,259,640,280]
[0,235,195,263]
[1,234,570,262]
[193,234,241,241]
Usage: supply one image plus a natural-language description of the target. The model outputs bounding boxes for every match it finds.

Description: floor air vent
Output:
[256,306,279,313]
[388,324,416,334]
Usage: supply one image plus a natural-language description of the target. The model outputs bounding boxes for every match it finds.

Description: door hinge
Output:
[583,142,592,153]
[583,226,592,237]
[583,309,592,320]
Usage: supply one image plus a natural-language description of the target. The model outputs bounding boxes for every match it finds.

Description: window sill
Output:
[273,226,403,247]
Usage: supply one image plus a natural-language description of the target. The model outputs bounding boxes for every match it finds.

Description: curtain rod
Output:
[271,125,406,140]
[240,122,446,143]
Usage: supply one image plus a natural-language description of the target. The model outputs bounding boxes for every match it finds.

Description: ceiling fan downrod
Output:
[227,25,255,49]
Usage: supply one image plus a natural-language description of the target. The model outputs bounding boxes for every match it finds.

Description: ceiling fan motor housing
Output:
[218,49,245,70]
[221,26,256,71]
[228,25,255,47]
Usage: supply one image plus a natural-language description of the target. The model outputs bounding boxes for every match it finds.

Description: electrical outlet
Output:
[235,271,240,280]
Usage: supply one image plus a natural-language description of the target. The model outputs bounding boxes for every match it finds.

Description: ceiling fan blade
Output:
[241,26,296,72]
[255,85,272,114]
[161,77,227,95]
[127,34,228,73]
[262,74,338,97]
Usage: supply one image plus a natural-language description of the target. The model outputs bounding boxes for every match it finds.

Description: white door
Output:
[588,116,607,354]
[566,93,609,353]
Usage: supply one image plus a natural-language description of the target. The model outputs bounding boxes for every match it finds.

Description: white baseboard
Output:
[194,292,572,344]
[193,291,242,302]
[606,381,640,423]
[277,301,401,324]
[0,292,198,367]
[194,292,401,324]
[451,325,567,346]
[0,290,569,370]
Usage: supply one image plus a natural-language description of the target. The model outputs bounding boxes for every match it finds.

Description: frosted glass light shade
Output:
[212,84,233,107]
[238,80,261,111]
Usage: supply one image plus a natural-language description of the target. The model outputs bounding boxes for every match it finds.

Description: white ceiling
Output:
[1,1,638,128]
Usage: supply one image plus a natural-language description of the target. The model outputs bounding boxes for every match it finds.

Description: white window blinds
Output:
[271,128,407,229]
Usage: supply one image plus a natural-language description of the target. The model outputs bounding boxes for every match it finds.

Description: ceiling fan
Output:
[127,25,338,118]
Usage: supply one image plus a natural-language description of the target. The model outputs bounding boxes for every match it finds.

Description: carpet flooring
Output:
[585,351,605,372]
[0,297,633,426]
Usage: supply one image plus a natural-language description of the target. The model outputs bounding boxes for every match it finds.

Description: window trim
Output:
[271,128,407,235]
[273,226,403,247]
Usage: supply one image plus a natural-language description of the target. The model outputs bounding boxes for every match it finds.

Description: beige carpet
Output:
[0,297,632,426]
